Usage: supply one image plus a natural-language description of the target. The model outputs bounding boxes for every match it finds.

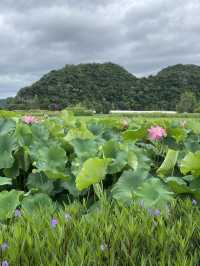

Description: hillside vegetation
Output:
[7,63,200,112]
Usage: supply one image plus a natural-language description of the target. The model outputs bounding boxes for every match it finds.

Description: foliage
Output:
[176,91,198,113]
[0,112,200,220]
[6,63,200,112]
[0,199,199,265]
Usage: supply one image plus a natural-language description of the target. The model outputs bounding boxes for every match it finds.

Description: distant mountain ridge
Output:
[7,62,200,112]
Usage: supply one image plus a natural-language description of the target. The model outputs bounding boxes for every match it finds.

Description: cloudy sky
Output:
[0,0,200,98]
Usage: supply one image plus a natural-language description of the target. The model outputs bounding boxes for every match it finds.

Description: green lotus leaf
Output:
[180,151,200,176]
[70,138,98,158]
[0,119,16,136]
[157,149,179,177]
[135,178,174,208]
[165,177,191,194]
[123,126,147,141]
[14,122,33,146]
[22,193,53,213]
[65,125,94,142]
[112,169,148,204]
[27,173,54,195]
[0,190,23,220]
[0,177,12,186]
[59,110,76,128]
[168,127,187,142]
[30,143,68,180]
[102,140,120,158]
[0,134,17,169]
[76,158,111,190]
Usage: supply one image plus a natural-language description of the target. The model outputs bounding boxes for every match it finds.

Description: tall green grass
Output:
[0,199,199,265]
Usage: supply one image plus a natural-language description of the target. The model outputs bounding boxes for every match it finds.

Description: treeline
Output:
[5,62,200,113]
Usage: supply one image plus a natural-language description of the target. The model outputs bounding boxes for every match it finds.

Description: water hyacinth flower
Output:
[1,242,9,251]
[147,208,161,217]
[192,199,197,205]
[154,209,161,216]
[22,115,38,125]
[2,261,9,266]
[148,126,167,141]
[15,209,21,217]
[51,218,58,228]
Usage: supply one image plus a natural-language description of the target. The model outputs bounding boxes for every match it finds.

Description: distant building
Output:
[109,110,177,114]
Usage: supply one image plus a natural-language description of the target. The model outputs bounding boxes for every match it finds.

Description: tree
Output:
[176,91,198,113]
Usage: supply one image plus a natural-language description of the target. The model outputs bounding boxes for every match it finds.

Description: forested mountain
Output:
[7,63,200,112]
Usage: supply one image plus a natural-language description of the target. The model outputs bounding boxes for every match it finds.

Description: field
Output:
[0,109,200,265]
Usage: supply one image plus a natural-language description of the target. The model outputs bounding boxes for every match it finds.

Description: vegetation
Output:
[0,111,200,217]
[176,91,198,113]
[6,63,200,113]
[0,111,200,264]
[0,199,199,265]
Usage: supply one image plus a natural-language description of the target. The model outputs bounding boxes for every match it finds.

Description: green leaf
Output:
[27,173,54,195]
[59,110,76,128]
[30,143,68,180]
[107,151,127,174]
[180,151,200,176]
[123,126,147,141]
[70,138,98,158]
[0,177,12,186]
[102,140,131,174]
[14,122,32,146]
[15,147,31,172]
[0,119,16,135]
[112,169,148,204]
[102,140,120,158]
[157,149,179,177]
[65,124,94,142]
[168,127,187,142]
[22,193,52,213]
[0,134,17,169]
[0,190,23,220]
[136,178,174,208]
[76,158,111,190]
[165,177,191,194]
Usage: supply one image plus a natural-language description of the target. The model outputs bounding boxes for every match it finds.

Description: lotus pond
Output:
[0,110,199,265]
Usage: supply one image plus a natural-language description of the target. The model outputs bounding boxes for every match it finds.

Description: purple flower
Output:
[148,208,161,217]
[154,209,161,216]
[51,218,58,228]
[2,261,9,266]
[1,242,9,251]
[192,199,198,205]
[65,213,72,221]
[15,209,21,217]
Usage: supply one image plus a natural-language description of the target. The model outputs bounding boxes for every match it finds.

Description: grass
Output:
[0,199,199,266]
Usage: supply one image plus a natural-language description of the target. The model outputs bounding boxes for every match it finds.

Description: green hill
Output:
[7,63,200,112]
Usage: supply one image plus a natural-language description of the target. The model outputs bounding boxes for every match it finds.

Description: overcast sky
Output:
[0,0,200,98]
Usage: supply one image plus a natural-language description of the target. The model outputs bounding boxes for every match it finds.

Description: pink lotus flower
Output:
[22,115,38,125]
[148,126,167,141]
